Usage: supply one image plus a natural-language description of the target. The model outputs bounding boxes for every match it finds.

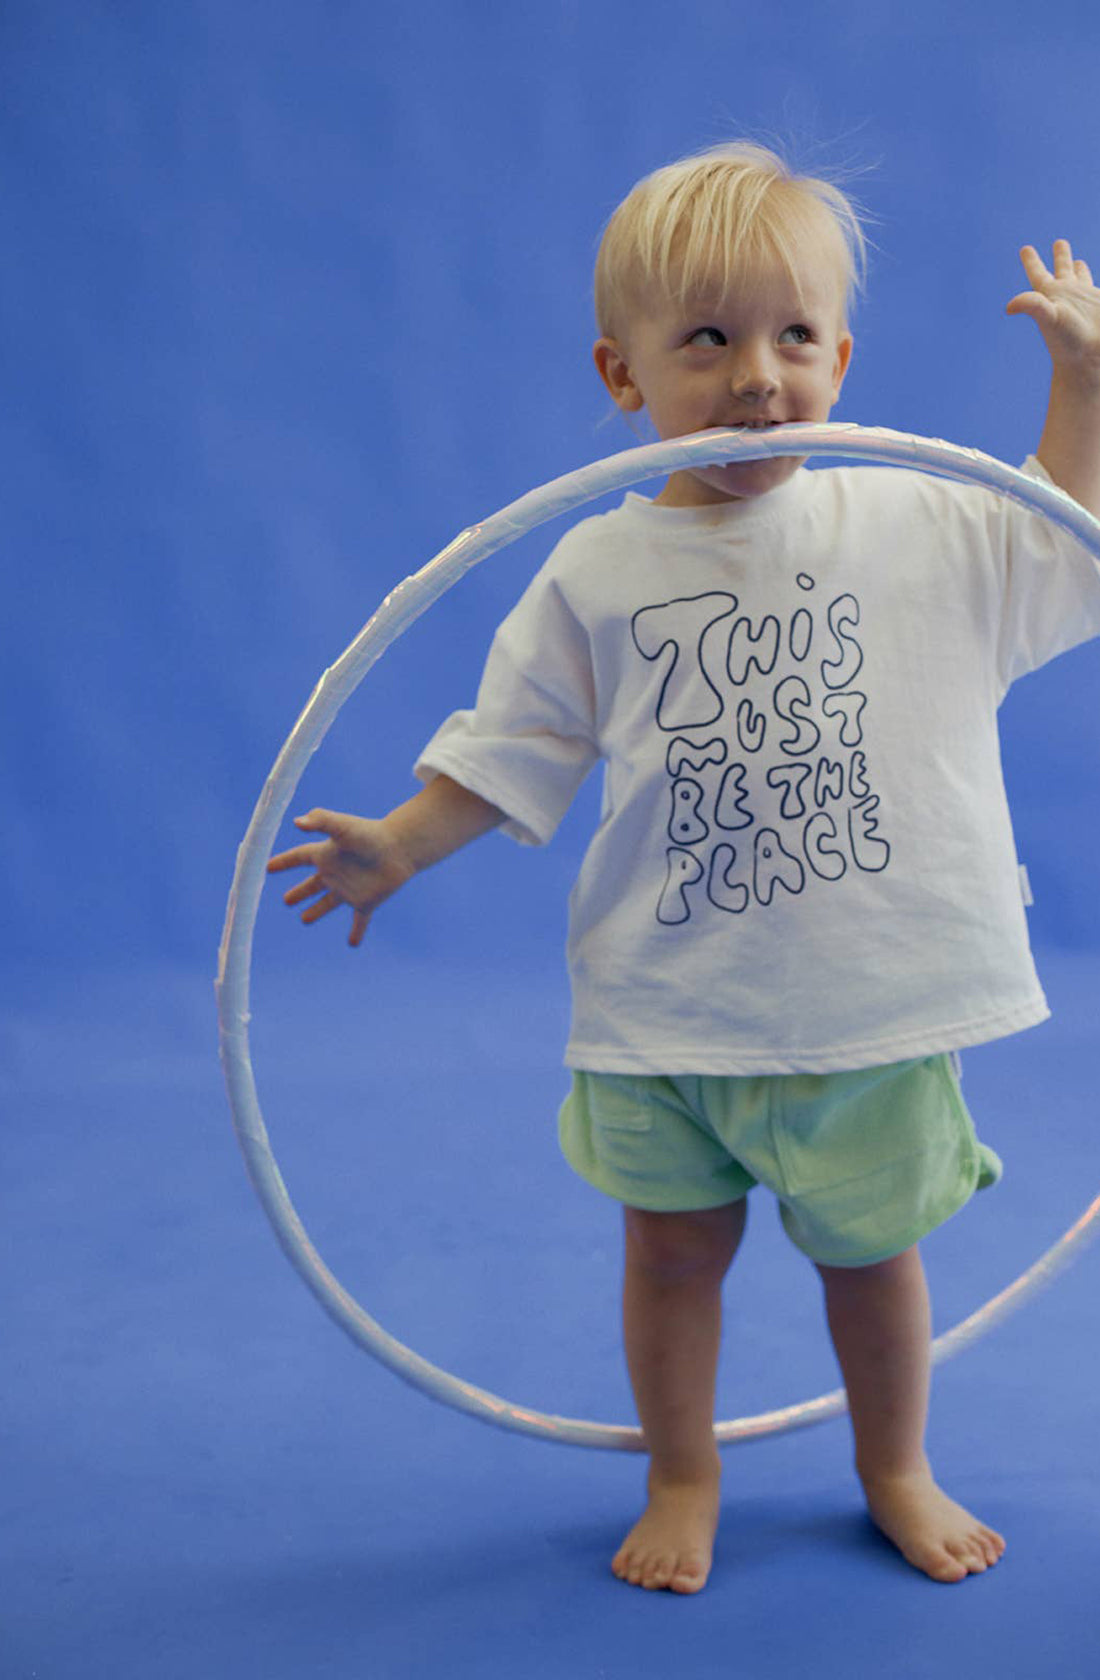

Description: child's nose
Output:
[731,365,779,403]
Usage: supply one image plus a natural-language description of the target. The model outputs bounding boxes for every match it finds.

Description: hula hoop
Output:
[217,422,1100,1450]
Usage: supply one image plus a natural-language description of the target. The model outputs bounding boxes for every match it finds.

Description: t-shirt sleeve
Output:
[996,455,1100,690]
[414,565,599,846]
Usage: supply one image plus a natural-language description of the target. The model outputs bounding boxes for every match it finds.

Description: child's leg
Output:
[815,1244,1006,1583]
[613,1199,747,1594]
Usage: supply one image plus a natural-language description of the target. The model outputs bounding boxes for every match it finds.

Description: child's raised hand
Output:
[266,808,416,948]
[1006,240,1100,382]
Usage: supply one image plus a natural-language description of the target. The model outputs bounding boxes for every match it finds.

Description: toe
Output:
[644,1553,675,1591]
[927,1546,968,1583]
[616,1548,642,1586]
[671,1556,709,1595]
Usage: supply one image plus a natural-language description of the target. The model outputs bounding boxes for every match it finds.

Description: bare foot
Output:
[861,1462,1006,1584]
[612,1472,721,1594]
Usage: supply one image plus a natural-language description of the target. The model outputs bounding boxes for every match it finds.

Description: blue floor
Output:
[5,940,1098,1678]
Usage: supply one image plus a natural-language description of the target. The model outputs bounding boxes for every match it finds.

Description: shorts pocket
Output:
[578,1072,657,1133]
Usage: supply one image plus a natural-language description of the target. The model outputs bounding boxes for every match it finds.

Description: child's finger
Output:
[1005,288,1055,325]
[267,845,319,873]
[301,891,343,925]
[349,909,370,947]
[293,808,341,834]
[1052,237,1075,277]
[1019,244,1048,283]
[282,873,326,907]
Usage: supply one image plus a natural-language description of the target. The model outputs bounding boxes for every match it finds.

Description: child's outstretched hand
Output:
[267,809,416,948]
[1006,240,1100,380]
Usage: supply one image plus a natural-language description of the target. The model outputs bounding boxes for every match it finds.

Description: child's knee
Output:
[624,1200,747,1282]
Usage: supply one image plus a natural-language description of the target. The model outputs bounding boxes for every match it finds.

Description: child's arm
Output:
[1006,239,1100,517]
[266,774,505,948]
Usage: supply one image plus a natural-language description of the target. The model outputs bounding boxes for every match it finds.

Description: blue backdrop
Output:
[6,7,1100,1678]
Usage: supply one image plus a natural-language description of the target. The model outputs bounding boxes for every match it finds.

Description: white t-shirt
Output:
[416,458,1100,1074]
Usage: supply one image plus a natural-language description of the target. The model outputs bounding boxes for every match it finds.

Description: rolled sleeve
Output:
[996,455,1100,690]
[414,571,599,846]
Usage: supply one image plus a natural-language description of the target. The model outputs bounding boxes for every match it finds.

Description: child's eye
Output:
[687,327,726,347]
[780,324,814,345]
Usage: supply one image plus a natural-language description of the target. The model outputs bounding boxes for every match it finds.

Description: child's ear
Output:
[594,337,645,413]
[831,333,854,401]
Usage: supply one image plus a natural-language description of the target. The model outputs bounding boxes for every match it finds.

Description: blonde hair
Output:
[594,141,871,340]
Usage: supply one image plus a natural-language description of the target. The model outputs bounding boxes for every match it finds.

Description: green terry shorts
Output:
[558,1056,1002,1269]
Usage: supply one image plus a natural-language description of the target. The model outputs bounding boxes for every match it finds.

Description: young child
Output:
[268,143,1100,1594]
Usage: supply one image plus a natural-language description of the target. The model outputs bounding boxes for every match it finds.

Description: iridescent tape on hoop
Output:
[216,423,1100,1450]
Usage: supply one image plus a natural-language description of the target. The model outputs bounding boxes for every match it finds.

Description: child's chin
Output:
[706,457,801,499]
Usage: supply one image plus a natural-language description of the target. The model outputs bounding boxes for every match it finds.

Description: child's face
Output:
[594,239,853,507]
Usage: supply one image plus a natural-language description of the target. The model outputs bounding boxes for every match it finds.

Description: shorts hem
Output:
[558,1136,750,1214]
[788,1225,943,1269]
[783,1171,990,1269]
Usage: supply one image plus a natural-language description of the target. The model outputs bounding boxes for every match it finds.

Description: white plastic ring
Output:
[217,423,1100,1449]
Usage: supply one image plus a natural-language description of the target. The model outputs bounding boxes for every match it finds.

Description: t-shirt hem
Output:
[564,996,1051,1076]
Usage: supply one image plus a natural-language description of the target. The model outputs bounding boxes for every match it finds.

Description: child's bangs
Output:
[595,144,870,336]
[661,178,856,320]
